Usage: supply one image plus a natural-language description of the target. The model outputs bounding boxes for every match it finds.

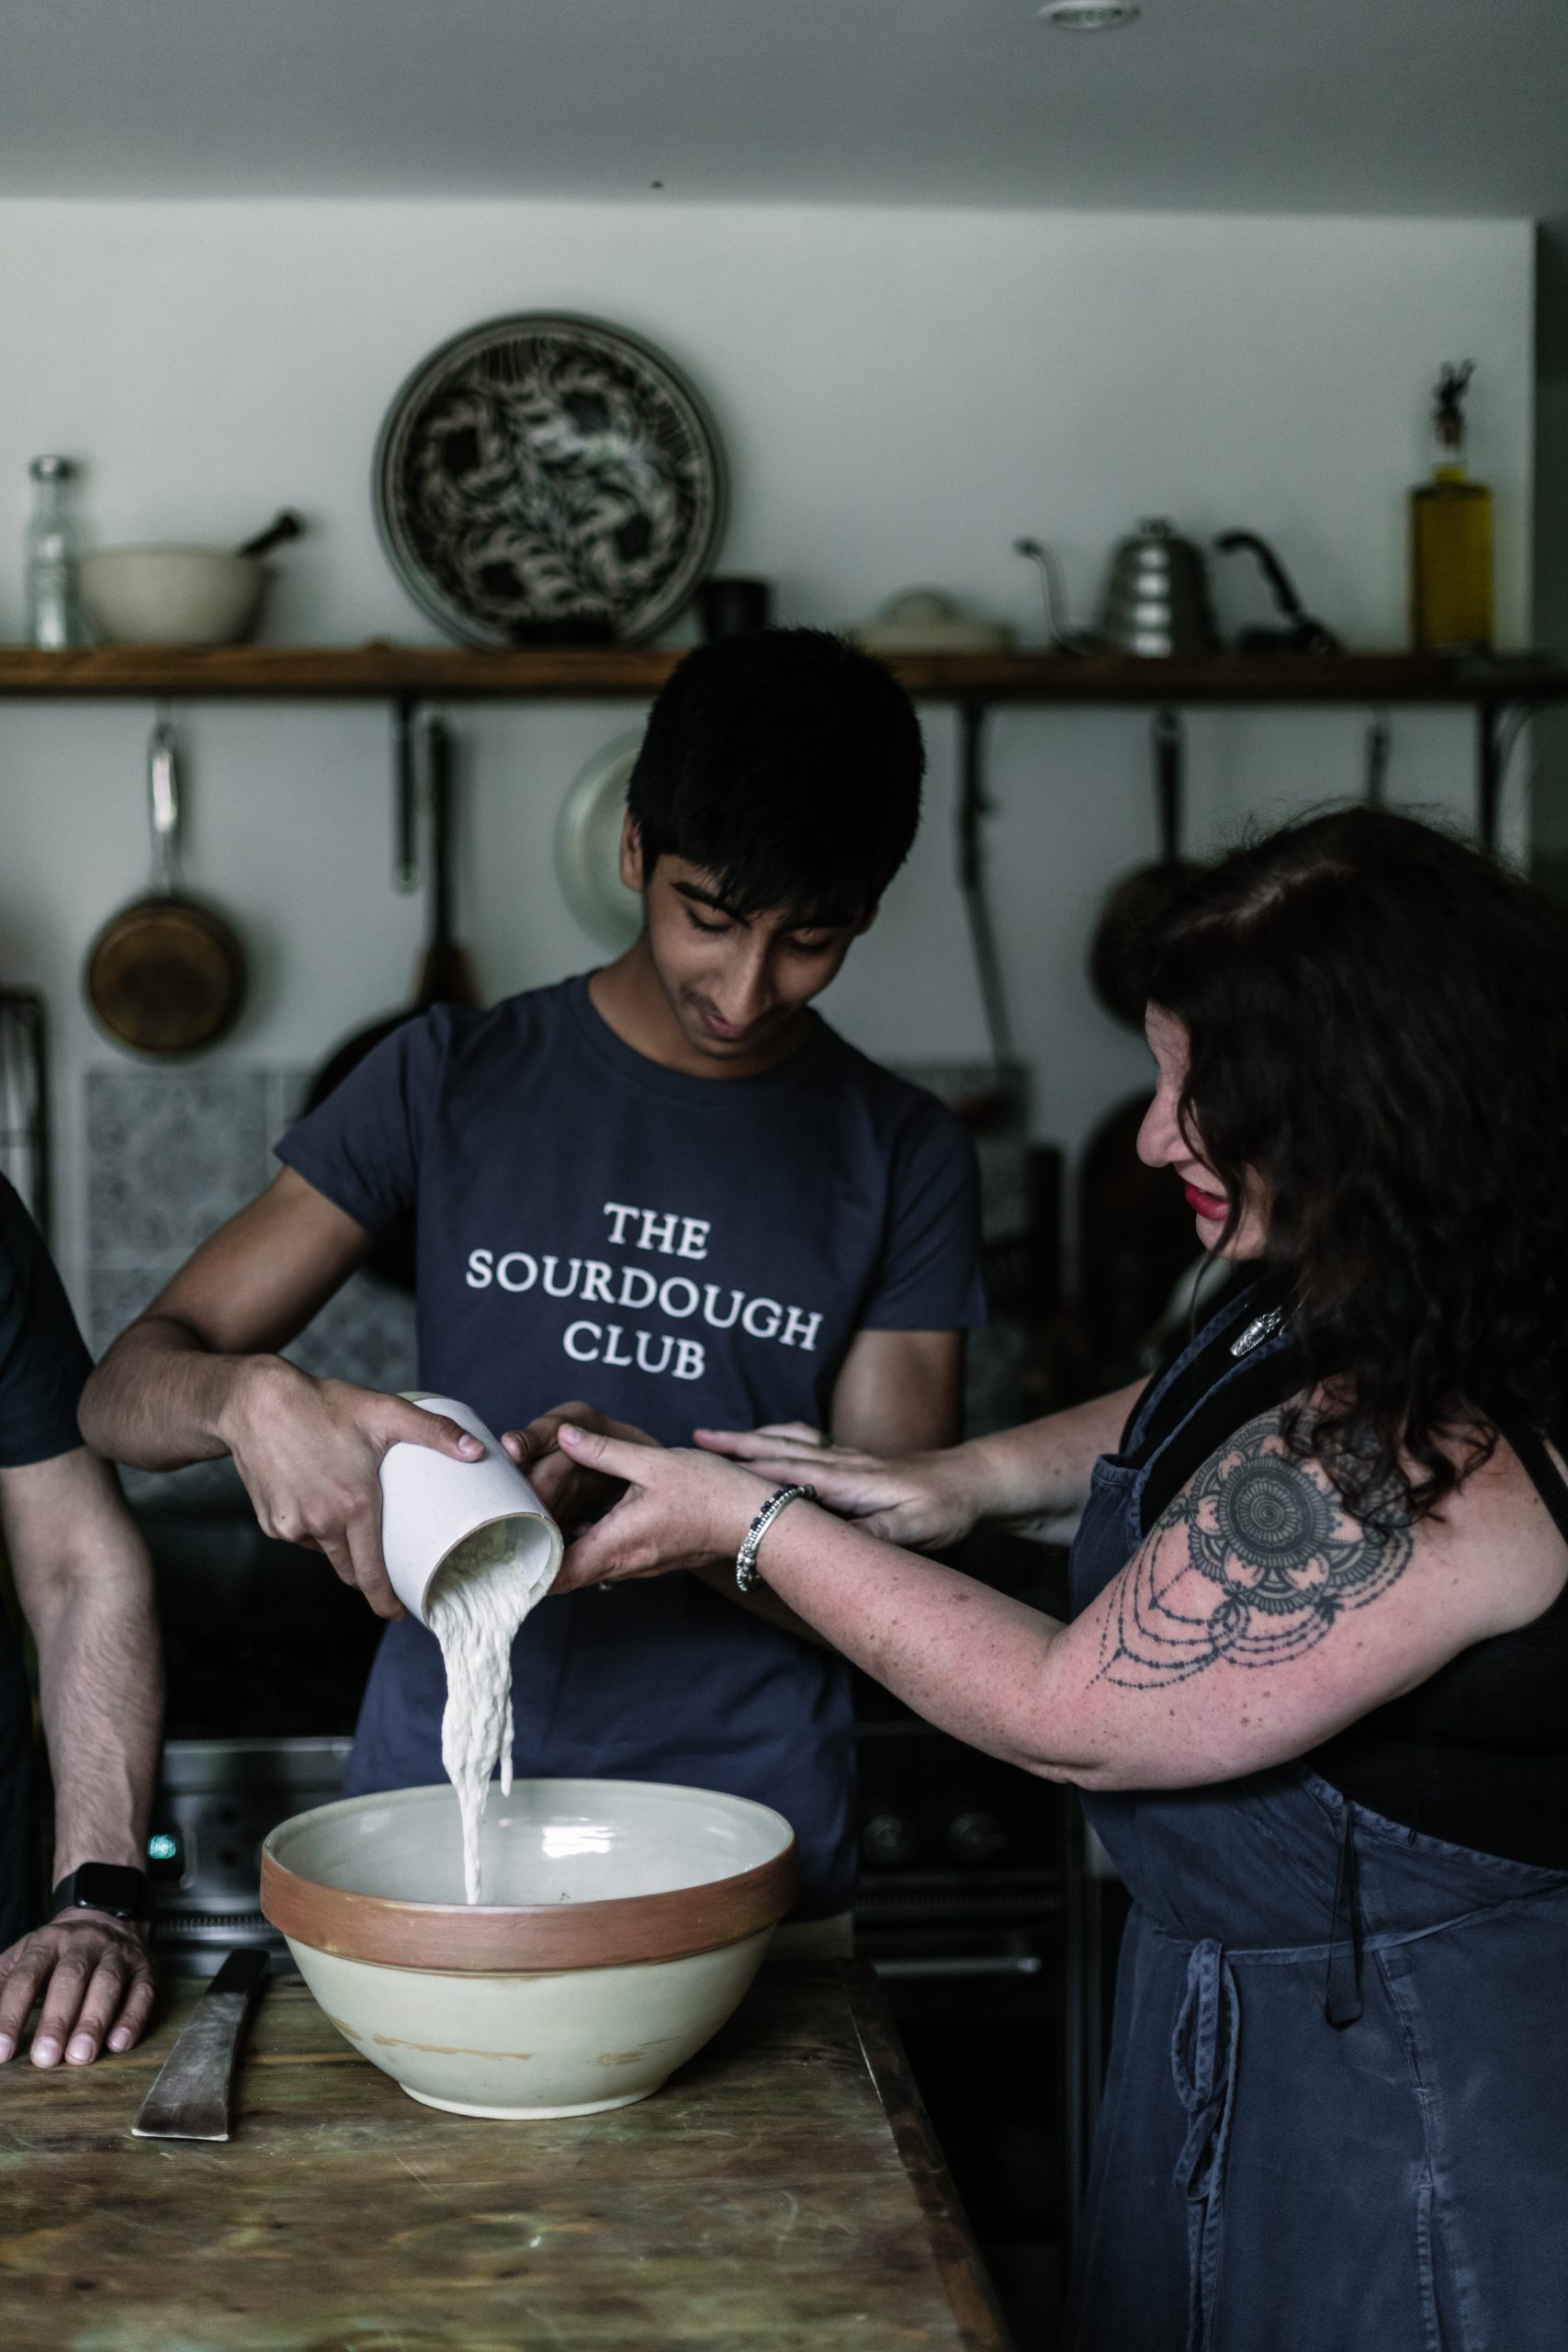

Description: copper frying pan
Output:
[85,721,247,1057]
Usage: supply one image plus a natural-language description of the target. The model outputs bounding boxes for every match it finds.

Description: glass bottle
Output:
[25,455,85,649]
[1410,365,1493,650]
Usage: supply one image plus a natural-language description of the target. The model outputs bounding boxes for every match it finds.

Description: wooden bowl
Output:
[261,1779,798,2119]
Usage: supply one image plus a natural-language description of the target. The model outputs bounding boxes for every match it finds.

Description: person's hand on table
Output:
[693,1421,980,1551]
[0,1913,154,2068]
[225,1364,485,1619]
[501,1401,656,1532]
[552,1425,774,1590]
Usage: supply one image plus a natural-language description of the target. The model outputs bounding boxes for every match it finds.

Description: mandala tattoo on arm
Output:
[1093,1410,1415,1687]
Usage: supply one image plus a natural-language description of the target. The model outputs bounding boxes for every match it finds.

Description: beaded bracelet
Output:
[735,1483,817,1593]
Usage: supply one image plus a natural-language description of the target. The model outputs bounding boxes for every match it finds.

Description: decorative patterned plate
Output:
[373,313,725,646]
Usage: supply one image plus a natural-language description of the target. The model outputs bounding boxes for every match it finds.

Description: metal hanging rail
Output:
[1,643,1562,849]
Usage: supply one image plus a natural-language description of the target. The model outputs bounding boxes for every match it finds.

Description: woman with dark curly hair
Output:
[543,805,1568,2351]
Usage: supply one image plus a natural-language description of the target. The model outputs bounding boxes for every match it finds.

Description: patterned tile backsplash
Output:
[85,1069,276,1262]
[85,1066,417,1510]
[85,1057,1033,1494]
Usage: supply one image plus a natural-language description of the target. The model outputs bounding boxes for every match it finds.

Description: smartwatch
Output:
[50,1862,152,1925]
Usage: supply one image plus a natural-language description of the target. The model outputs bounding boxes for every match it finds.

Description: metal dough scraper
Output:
[130,1948,269,2142]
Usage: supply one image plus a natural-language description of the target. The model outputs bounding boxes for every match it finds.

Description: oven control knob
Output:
[861,1812,919,1870]
[947,1808,1010,1866]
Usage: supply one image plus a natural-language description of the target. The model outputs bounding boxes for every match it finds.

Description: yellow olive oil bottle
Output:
[1411,361,1494,650]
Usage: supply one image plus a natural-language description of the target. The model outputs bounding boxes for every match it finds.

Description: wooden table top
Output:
[0,1962,1011,2351]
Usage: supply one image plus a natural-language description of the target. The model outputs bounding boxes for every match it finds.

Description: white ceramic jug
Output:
[378,1392,563,1623]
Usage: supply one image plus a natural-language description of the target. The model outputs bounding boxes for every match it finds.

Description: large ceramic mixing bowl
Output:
[260,1779,798,2120]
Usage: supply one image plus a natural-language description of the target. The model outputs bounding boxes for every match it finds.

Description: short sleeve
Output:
[860,1100,987,1331]
[0,1179,93,1468]
[274,1009,450,1235]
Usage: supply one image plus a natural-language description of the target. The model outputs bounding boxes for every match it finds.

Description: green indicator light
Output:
[147,1833,178,1862]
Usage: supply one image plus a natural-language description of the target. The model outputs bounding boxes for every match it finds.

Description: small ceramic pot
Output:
[379,1392,562,1623]
[79,546,268,646]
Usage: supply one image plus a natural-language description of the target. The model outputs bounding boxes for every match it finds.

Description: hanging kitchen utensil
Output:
[1364,715,1392,806]
[0,989,49,1237]
[956,703,1015,1080]
[1089,707,1197,1030]
[1097,521,1218,658]
[412,718,479,1013]
[393,697,420,892]
[85,720,247,1057]
[301,712,479,1289]
[556,732,646,949]
[306,714,478,1106]
[1213,529,1340,654]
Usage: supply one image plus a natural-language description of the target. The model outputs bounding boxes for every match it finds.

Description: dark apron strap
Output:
[1324,1798,1365,2028]
[1170,1938,1242,2351]
[1492,1409,1568,1550]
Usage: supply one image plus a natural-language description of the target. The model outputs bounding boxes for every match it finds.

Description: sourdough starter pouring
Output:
[425,1519,557,1904]
[378,1392,566,1907]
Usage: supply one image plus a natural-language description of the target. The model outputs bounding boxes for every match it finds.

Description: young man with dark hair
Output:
[83,629,985,1933]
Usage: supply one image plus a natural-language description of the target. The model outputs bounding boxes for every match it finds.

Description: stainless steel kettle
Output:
[1097,518,1217,658]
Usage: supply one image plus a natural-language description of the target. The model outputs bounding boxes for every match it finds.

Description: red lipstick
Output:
[1183,1181,1228,1223]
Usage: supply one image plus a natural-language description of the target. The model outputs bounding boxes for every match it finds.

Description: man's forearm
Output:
[4,1450,165,1887]
[25,1536,163,1883]
[80,1315,276,1472]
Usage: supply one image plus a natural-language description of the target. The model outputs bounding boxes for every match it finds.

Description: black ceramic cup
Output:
[697,577,773,639]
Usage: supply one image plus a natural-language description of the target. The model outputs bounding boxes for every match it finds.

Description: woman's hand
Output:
[501,1400,654,1532]
[693,1422,981,1550]
[553,1426,773,1591]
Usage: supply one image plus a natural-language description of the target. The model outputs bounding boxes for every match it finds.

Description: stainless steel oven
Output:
[147,1736,351,1976]
[852,1671,1070,2340]
[848,1531,1125,2342]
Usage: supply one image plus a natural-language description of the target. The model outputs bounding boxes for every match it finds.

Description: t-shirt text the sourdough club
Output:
[273,975,985,1919]
[465,1196,825,1382]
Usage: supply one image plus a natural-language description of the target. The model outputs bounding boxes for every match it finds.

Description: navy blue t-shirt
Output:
[277,976,985,1915]
[0,1176,96,1945]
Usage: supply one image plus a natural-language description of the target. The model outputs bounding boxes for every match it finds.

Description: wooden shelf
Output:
[0,642,676,702]
[0,641,1563,707]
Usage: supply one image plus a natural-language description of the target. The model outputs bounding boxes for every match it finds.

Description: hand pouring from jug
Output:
[378,1392,562,1625]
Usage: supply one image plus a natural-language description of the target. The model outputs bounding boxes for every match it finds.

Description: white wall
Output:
[0,199,1534,1302]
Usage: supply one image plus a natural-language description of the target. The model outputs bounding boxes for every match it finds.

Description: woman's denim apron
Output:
[1065,1286,1568,2352]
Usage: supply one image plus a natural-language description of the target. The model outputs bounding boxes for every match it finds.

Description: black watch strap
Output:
[50,1862,152,1924]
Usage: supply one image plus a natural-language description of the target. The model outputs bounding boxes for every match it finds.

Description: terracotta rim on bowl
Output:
[259,1786,800,1973]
